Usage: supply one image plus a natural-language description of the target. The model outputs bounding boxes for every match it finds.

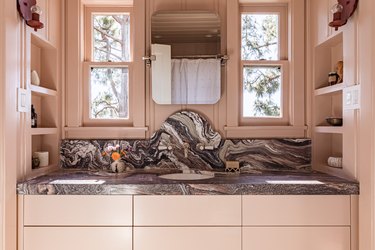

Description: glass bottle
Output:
[31,105,37,128]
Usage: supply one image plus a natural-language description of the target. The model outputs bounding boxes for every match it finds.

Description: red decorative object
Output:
[17,0,44,31]
[329,0,359,31]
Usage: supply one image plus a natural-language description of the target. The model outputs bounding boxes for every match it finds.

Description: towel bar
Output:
[142,54,229,66]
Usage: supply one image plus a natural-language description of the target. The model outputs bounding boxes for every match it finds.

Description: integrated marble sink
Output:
[49,179,106,184]
[158,173,215,180]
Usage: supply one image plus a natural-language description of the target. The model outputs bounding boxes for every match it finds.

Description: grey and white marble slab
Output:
[60,111,311,172]
[17,169,359,195]
[24,111,356,196]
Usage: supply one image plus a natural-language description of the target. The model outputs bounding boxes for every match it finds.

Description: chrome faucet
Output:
[183,142,190,158]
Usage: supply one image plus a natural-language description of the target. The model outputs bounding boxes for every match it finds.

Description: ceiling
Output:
[151,11,221,44]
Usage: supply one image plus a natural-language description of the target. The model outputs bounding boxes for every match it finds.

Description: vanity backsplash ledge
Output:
[60,111,311,172]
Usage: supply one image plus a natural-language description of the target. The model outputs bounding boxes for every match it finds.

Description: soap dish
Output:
[326,117,343,126]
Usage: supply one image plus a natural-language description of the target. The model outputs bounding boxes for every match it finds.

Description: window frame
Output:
[240,5,289,126]
[83,6,134,126]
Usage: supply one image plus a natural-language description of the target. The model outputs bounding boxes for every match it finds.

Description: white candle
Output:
[33,152,49,167]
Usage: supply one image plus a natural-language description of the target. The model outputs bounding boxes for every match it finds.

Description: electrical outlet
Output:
[344,85,360,110]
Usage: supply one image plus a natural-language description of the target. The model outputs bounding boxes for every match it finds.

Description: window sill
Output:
[64,127,148,139]
[224,126,307,138]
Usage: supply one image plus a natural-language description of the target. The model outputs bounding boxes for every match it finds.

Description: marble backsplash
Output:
[60,111,311,172]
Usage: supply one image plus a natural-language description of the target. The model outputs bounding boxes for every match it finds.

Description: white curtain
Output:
[171,58,221,104]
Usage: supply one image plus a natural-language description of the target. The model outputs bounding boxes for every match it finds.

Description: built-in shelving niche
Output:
[29,33,59,175]
[312,32,346,177]
[314,133,344,178]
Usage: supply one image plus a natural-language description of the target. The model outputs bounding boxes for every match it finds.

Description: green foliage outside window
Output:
[90,14,130,119]
[241,14,282,117]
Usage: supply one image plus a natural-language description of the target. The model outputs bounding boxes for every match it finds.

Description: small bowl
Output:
[326,117,343,126]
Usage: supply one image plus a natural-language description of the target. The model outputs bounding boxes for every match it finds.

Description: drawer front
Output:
[242,195,350,226]
[134,227,241,250]
[243,227,350,250]
[134,195,241,226]
[24,195,132,226]
[24,227,132,250]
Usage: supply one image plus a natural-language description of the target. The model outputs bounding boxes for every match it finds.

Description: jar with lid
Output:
[328,72,338,86]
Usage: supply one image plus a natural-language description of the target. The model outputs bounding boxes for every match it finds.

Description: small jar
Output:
[32,156,40,169]
[328,72,338,85]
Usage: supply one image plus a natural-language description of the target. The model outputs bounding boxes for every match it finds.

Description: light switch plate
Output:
[17,88,28,112]
[343,84,360,110]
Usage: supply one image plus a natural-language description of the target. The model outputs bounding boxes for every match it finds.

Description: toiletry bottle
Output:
[31,105,37,128]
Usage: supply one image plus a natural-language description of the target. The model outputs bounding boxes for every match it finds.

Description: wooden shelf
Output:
[315,126,344,134]
[316,31,343,49]
[31,85,57,97]
[31,128,58,135]
[31,33,56,50]
[29,164,59,178]
[314,83,344,96]
[32,163,57,171]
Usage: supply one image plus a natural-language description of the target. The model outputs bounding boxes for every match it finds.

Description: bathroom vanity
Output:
[17,169,358,250]
[17,111,359,250]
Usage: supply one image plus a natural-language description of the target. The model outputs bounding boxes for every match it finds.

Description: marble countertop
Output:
[17,168,359,195]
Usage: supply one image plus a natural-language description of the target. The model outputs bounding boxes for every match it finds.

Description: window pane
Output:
[241,14,279,60]
[90,67,129,119]
[243,66,282,117]
[93,14,130,62]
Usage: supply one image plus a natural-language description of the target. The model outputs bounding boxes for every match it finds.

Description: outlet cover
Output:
[17,88,28,112]
[344,85,360,110]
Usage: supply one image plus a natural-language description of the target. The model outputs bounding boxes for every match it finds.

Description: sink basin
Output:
[158,173,214,180]
[49,179,106,184]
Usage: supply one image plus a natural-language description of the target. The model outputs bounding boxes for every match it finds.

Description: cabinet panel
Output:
[243,195,350,226]
[310,0,329,46]
[134,195,241,226]
[243,227,350,250]
[134,227,241,250]
[24,195,132,226]
[24,227,132,250]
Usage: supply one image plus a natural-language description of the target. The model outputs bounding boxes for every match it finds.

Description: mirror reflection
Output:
[150,11,223,105]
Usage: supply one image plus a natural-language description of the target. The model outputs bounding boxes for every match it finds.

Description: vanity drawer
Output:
[24,227,132,250]
[243,227,350,250]
[134,227,241,250]
[134,195,241,226]
[242,195,350,226]
[23,195,132,226]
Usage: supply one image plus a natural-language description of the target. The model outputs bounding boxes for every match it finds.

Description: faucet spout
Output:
[183,142,190,158]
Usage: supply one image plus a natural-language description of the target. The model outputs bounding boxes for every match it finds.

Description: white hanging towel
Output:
[171,58,221,104]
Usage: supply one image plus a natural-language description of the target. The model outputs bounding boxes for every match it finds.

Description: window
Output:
[240,5,288,125]
[84,7,133,125]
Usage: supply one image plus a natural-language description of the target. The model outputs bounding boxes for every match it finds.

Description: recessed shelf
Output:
[315,126,344,134]
[30,164,59,178]
[31,85,57,97]
[32,163,58,171]
[31,33,56,50]
[316,31,343,49]
[31,128,58,135]
[314,83,345,96]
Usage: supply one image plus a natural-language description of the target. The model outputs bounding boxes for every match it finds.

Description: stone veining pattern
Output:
[60,111,311,172]
[17,169,359,195]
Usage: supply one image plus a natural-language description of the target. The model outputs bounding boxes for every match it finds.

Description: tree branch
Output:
[94,47,123,61]
[94,106,118,117]
[252,41,278,50]
[94,27,123,45]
